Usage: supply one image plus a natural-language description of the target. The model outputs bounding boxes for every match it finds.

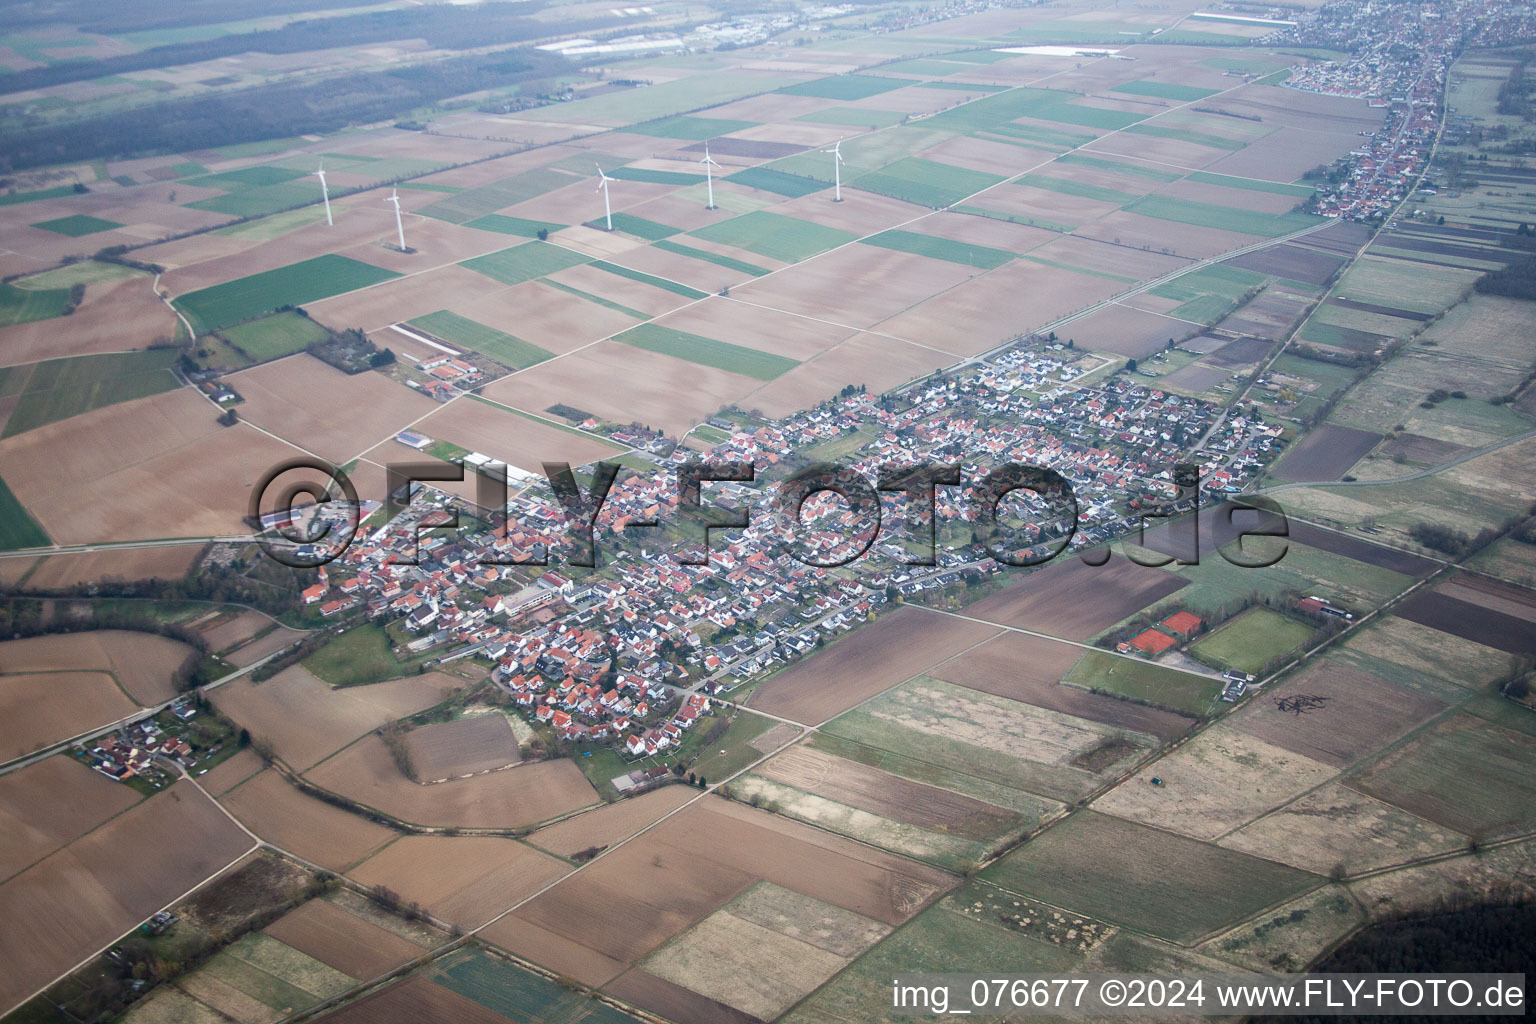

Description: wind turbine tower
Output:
[385,186,406,252]
[823,139,845,202]
[315,161,333,226]
[595,163,614,230]
[700,141,720,210]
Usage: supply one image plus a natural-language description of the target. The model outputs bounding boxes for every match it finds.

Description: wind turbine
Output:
[315,161,333,226]
[823,138,845,202]
[385,186,406,252]
[595,163,614,231]
[700,141,720,210]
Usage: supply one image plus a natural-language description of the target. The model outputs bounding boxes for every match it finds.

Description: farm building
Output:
[395,430,431,450]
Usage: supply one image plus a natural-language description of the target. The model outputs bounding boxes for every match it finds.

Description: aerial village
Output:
[287,338,1287,761]
[1271,0,1536,218]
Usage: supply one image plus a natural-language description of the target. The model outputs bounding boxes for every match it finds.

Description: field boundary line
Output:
[3,786,260,1018]
[0,644,291,778]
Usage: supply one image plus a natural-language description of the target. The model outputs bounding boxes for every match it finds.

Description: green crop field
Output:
[1153,264,1266,303]
[209,205,326,242]
[626,114,757,139]
[410,310,554,370]
[1124,123,1247,150]
[1111,80,1220,102]
[1063,651,1225,715]
[1200,55,1294,74]
[861,229,1016,269]
[980,121,1097,151]
[419,167,575,224]
[218,311,330,363]
[1333,256,1474,316]
[653,239,770,276]
[1,349,182,438]
[982,811,1321,942]
[175,254,400,332]
[398,181,463,194]
[0,282,70,327]
[725,166,829,198]
[1171,294,1240,324]
[1023,255,1133,282]
[433,948,639,1024]
[883,58,973,76]
[944,49,1020,63]
[922,80,1009,92]
[1150,27,1264,44]
[462,241,590,287]
[1029,98,1147,131]
[1127,195,1323,237]
[608,166,705,185]
[12,260,143,290]
[689,711,784,781]
[1056,153,1183,182]
[595,212,679,240]
[1186,171,1315,196]
[541,279,648,320]
[1191,607,1314,675]
[464,213,565,237]
[0,474,48,550]
[186,182,323,219]
[589,260,707,299]
[184,165,310,189]
[778,74,908,100]
[1014,173,1138,205]
[853,156,1005,208]
[31,214,122,236]
[689,210,857,262]
[924,86,1142,134]
[303,622,415,686]
[0,185,77,206]
[615,322,798,380]
[795,106,908,129]
[1353,716,1536,837]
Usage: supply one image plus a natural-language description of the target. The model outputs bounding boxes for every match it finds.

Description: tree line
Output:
[0,3,611,95]
[0,47,573,171]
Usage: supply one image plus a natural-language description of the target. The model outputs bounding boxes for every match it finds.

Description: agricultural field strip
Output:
[1089,571,1451,849]
[1205,691,1466,852]
[48,97,1487,1010]
[920,603,1222,685]
[0,636,296,778]
[966,604,1536,953]
[6,780,261,1016]
[1256,427,1536,496]
[164,61,1268,455]
[438,577,1514,985]
[1184,90,1448,460]
[210,720,819,1016]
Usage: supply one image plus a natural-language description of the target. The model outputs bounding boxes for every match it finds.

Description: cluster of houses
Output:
[287,340,1290,761]
[81,699,202,785]
[1274,0,1536,220]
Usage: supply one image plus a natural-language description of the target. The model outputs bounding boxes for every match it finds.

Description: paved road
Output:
[0,641,296,778]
